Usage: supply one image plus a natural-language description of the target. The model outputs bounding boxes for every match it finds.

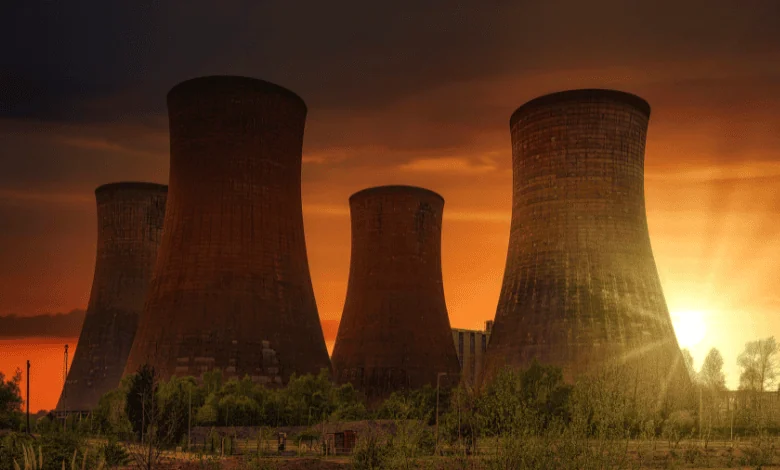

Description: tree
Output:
[737,336,778,392]
[0,369,23,430]
[699,348,726,391]
[125,364,156,441]
[124,365,183,470]
[698,348,726,444]
[681,348,697,382]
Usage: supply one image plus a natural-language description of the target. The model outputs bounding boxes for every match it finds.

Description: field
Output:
[115,437,780,469]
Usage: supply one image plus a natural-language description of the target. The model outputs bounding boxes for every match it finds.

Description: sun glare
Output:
[671,309,707,348]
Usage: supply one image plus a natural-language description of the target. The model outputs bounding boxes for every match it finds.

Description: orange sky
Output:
[2,2,780,410]
[3,61,780,408]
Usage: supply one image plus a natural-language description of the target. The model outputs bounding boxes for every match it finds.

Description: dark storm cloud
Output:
[0,310,85,338]
[2,0,779,122]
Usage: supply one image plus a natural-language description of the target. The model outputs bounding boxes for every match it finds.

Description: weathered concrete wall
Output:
[483,89,689,391]
[57,182,167,412]
[124,76,330,384]
[332,186,461,400]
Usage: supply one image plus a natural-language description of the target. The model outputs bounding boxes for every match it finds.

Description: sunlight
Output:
[671,309,708,349]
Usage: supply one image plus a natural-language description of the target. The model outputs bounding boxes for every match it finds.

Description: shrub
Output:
[100,438,129,468]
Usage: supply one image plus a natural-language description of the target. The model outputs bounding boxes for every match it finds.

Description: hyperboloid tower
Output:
[57,182,167,412]
[124,76,330,383]
[331,185,461,400]
[482,89,690,395]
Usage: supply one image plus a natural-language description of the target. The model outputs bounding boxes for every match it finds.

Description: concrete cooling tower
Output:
[483,89,689,391]
[331,186,461,400]
[124,76,330,384]
[57,182,167,412]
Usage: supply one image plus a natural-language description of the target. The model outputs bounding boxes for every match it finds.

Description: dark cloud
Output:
[0,310,85,338]
[2,0,779,122]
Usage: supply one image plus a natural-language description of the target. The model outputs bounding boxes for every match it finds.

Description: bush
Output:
[351,431,391,470]
[0,432,34,470]
[37,431,88,470]
[100,438,129,467]
[661,410,695,448]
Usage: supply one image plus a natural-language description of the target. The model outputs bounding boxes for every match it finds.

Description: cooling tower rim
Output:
[167,75,307,111]
[510,89,651,126]
[95,182,168,194]
[349,185,445,203]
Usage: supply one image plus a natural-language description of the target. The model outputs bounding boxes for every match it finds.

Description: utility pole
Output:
[26,360,30,434]
[698,383,703,441]
[435,372,447,456]
[188,386,192,452]
[62,344,69,430]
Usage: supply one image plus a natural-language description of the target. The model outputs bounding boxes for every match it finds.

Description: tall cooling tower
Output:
[331,186,461,399]
[124,76,330,384]
[483,89,688,389]
[57,182,167,412]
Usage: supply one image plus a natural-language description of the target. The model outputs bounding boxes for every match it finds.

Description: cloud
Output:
[303,204,349,217]
[3,0,779,123]
[646,161,780,183]
[399,157,498,175]
[446,211,511,223]
[0,189,93,207]
[0,310,85,338]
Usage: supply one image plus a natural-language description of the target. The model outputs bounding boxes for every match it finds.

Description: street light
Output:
[435,372,448,455]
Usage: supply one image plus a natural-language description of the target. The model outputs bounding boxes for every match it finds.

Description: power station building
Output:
[331,186,461,400]
[124,76,331,383]
[57,182,167,412]
[452,321,492,387]
[482,89,689,393]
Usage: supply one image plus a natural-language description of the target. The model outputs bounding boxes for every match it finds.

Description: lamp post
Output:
[26,360,30,434]
[435,372,447,455]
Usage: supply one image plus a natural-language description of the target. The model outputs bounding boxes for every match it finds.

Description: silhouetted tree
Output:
[737,336,778,392]
[700,348,726,391]
[681,348,697,382]
[125,364,156,441]
[0,369,23,430]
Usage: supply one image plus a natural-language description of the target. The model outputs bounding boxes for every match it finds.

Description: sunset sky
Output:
[2,1,780,411]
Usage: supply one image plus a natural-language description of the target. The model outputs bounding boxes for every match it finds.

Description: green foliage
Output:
[0,432,34,470]
[441,385,481,453]
[478,361,571,437]
[351,430,391,470]
[12,441,105,470]
[124,364,156,441]
[157,376,201,443]
[376,385,443,424]
[0,369,23,430]
[33,416,57,435]
[37,432,81,469]
[99,438,128,468]
[92,377,132,439]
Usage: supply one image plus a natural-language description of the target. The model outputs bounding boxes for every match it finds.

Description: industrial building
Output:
[124,76,331,383]
[451,321,492,387]
[331,185,461,400]
[482,89,690,394]
[57,182,167,412]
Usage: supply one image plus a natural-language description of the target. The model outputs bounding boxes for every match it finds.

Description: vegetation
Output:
[0,369,23,430]
[738,336,778,392]
[7,334,779,468]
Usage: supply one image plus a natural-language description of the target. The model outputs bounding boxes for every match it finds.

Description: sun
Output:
[671,309,707,348]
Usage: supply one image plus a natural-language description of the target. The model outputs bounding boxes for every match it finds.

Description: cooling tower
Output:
[331,186,461,400]
[124,76,330,384]
[483,89,689,390]
[57,182,167,412]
